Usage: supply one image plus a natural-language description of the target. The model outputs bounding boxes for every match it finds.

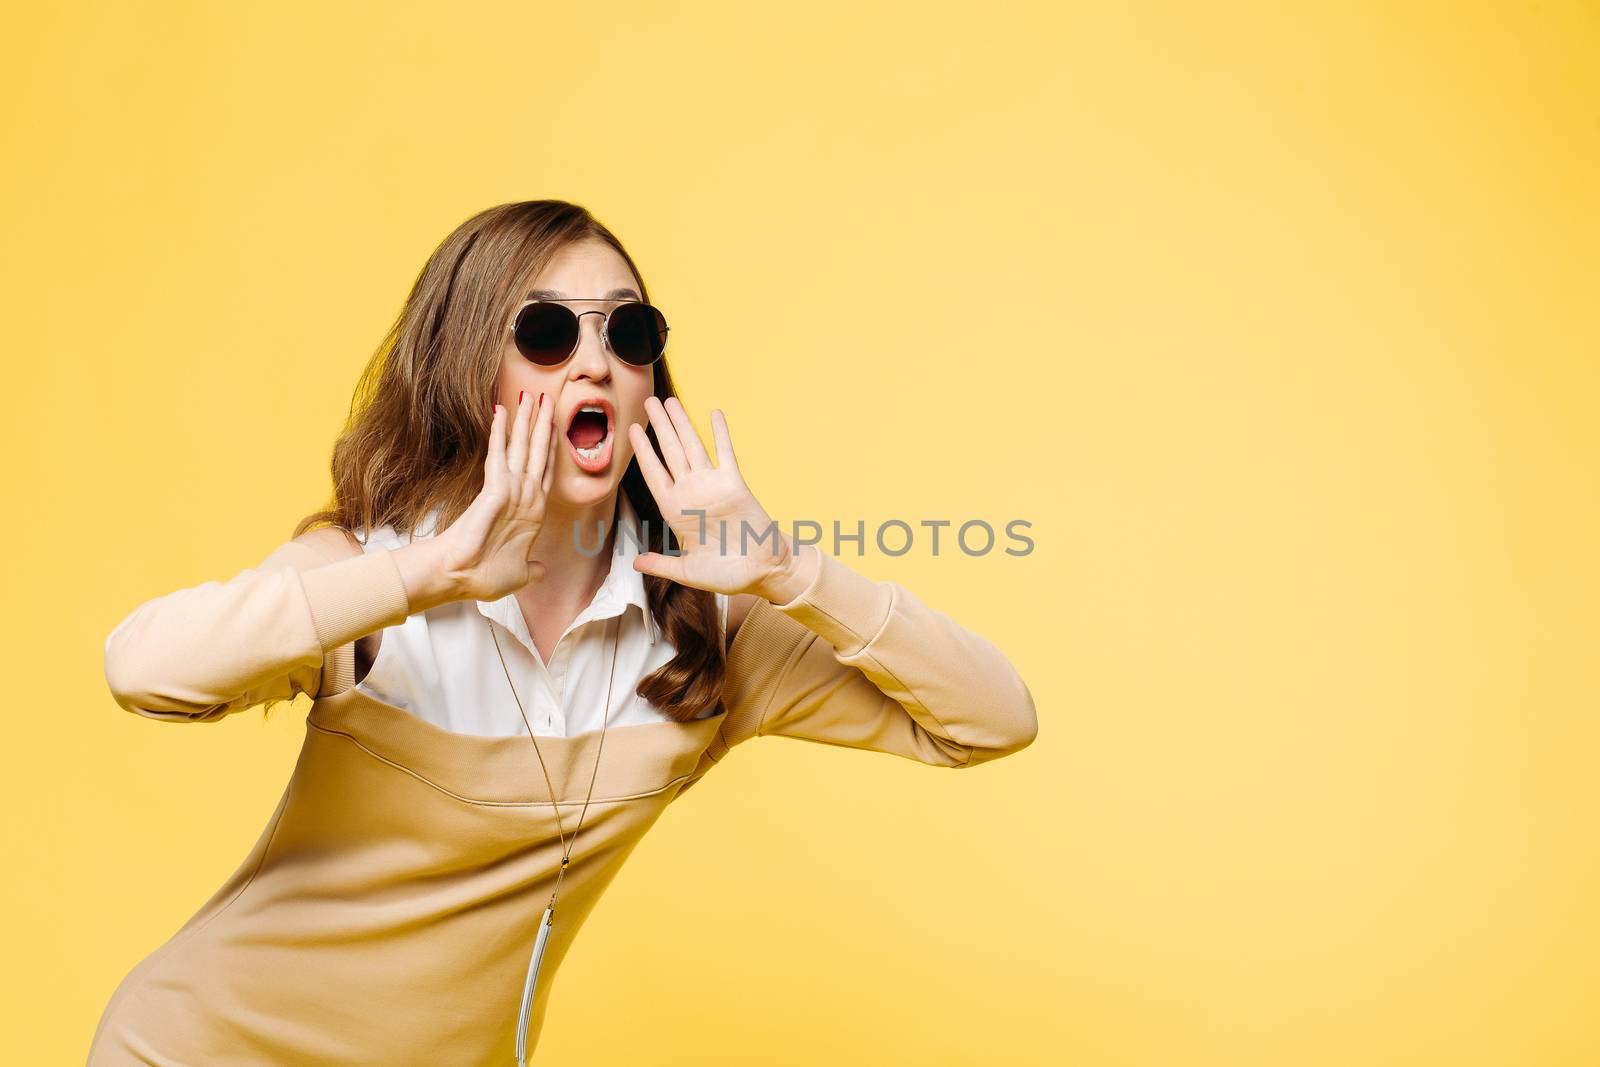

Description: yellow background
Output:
[3,2,1596,1064]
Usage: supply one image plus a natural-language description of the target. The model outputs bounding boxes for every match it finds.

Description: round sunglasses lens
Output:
[513,303,577,366]
[607,303,668,365]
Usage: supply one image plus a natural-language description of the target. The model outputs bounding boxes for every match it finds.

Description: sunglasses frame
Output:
[507,298,669,368]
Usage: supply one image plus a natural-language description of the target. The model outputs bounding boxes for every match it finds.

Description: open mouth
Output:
[565,399,614,472]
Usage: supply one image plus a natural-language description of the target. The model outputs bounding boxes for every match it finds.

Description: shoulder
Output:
[291,525,365,564]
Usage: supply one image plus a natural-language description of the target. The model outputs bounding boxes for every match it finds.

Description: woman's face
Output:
[494,238,656,512]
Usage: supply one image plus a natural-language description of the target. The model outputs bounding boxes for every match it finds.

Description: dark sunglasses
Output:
[509,299,669,367]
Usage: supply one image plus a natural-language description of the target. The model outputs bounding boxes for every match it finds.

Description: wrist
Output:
[391,540,467,614]
[755,539,820,606]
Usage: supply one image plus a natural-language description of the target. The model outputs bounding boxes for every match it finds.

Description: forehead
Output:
[527,239,638,299]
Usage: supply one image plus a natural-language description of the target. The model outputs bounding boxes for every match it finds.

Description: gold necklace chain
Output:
[487,609,622,911]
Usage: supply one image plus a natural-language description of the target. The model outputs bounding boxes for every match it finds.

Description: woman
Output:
[89,199,1038,1065]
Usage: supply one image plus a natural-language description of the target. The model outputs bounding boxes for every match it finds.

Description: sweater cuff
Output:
[296,548,414,652]
[767,548,894,658]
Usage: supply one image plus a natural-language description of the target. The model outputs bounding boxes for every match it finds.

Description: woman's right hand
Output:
[427,389,558,604]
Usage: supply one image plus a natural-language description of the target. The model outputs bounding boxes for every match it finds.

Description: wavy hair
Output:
[278,200,724,722]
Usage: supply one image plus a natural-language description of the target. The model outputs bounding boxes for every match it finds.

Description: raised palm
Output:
[627,396,792,597]
[434,390,556,602]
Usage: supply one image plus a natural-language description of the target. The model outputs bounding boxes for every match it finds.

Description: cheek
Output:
[620,379,655,438]
[620,395,652,441]
[494,358,560,406]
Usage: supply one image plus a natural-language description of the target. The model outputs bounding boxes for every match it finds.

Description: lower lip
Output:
[566,427,614,473]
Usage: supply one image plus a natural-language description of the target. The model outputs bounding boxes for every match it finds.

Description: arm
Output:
[717,545,1039,768]
[103,531,446,723]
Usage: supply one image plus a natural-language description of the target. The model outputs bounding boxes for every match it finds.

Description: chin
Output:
[548,466,623,509]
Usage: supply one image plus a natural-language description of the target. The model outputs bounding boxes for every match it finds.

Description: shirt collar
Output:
[460,493,660,647]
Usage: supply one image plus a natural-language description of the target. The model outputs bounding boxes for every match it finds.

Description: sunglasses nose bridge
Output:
[568,309,613,367]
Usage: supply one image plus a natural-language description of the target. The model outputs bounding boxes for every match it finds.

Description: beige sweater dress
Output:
[88,531,1038,1065]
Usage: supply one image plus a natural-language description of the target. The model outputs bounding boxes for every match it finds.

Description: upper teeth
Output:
[573,405,608,461]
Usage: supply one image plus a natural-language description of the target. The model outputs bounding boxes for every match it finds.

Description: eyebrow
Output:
[524,287,641,301]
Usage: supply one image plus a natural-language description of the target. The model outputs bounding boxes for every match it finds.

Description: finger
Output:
[646,395,690,478]
[542,388,561,495]
[710,408,740,474]
[628,421,673,503]
[507,389,532,475]
[665,396,713,471]
[632,550,687,584]
[524,392,552,502]
[541,428,556,496]
[484,403,507,495]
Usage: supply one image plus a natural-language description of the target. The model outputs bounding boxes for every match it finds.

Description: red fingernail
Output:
[538,392,544,407]
[519,390,525,403]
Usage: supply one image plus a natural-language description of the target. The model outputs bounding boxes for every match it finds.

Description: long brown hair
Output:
[288,200,725,722]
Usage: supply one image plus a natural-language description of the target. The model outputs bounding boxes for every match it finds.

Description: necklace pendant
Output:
[514,905,555,1067]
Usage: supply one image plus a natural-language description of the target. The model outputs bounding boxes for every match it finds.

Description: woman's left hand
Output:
[627,396,808,601]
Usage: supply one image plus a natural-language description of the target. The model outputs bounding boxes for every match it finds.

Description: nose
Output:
[567,310,611,381]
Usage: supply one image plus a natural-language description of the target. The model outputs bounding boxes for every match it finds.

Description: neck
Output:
[518,491,622,621]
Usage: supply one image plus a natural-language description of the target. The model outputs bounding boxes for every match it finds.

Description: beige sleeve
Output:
[103,537,413,723]
[716,548,1038,768]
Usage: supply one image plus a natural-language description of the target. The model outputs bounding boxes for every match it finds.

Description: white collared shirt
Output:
[352,494,727,737]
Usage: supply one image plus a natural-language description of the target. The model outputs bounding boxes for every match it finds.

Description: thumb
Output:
[633,552,683,582]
